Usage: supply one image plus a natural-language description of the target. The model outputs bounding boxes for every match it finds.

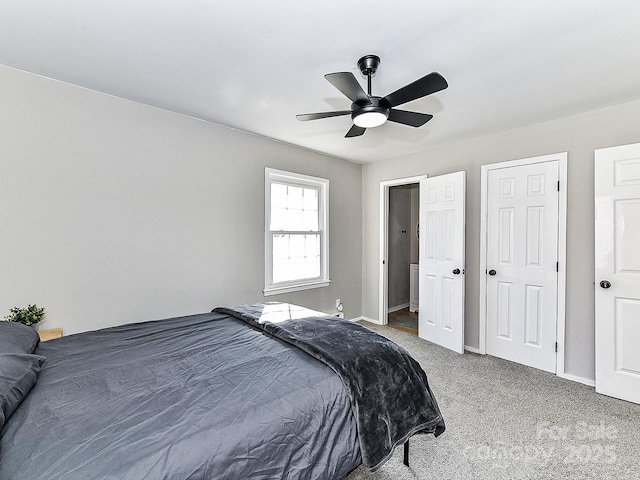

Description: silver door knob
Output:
[599,280,611,289]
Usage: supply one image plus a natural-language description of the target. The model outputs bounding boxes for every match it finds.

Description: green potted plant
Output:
[4,304,46,328]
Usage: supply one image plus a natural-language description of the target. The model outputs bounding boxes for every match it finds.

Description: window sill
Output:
[263,280,331,296]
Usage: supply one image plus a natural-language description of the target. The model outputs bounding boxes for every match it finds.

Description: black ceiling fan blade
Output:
[296,110,351,121]
[325,72,371,104]
[387,109,434,127]
[345,125,366,138]
[383,72,448,108]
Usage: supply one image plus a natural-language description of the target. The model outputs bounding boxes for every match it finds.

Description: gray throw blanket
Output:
[213,302,445,472]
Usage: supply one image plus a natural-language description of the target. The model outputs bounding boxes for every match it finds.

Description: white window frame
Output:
[264,168,330,296]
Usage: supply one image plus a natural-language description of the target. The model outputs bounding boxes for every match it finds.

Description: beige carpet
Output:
[346,322,640,480]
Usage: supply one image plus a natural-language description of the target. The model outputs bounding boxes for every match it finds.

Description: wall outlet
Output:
[335,298,341,309]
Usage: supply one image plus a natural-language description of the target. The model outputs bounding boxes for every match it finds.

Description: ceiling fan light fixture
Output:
[352,108,388,128]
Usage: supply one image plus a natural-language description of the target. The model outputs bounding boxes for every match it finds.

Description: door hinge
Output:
[382,260,385,265]
[556,261,559,272]
[557,181,560,192]
[555,342,558,353]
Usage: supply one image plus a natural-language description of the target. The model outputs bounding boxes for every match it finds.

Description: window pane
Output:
[287,186,303,210]
[306,234,321,278]
[289,234,305,258]
[303,188,319,231]
[287,207,304,231]
[270,207,287,231]
[303,188,318,211]
[306,234,320,258]
[270,184,288,230]
[287,185,304,230]
[271,183,287,210]
[272,234,290,283]
[303,210,318,231]
[272,233,289,260]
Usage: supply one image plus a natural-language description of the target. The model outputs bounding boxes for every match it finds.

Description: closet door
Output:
[485,161,559,373]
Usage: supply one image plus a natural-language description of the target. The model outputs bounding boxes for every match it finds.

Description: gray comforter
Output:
[0,312,361,479]
[214,303,445,472]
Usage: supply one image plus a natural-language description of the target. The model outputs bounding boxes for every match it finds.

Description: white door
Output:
[486,161,559,373]
[419,171,466,353]
[595,143,640,404]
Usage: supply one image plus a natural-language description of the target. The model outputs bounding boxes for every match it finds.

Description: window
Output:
[264,168,329,295]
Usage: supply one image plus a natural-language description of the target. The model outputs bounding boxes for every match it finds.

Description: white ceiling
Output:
[2,0,640,163]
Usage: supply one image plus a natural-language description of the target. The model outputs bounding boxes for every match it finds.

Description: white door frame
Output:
[379,175,427,325]
[479,152,567,376]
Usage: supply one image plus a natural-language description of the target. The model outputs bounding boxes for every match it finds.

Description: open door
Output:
[595,143,640,404]
[419,171,466,353]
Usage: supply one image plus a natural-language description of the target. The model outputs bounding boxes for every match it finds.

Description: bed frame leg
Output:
[403,440,409,467]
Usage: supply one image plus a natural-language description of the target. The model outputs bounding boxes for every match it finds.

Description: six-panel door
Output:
[419,171,466,354]
[486,161,559,373]
[595,143,640,404]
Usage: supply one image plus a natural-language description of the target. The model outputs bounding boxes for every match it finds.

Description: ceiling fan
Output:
[296,55,448,138]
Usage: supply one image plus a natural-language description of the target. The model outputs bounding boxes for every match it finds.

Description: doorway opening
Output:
[379,175,426,331]
[386,184,420,335]
[388,307,418,335]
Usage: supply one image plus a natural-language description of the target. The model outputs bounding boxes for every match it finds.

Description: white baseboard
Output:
[464,345,482,354]
[558,372,595,387]
[387,303,409,313]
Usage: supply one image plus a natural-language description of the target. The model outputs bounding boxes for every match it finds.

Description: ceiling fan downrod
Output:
[357,54,380,96]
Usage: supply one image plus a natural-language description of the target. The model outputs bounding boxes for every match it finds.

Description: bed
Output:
[0,302,445,479]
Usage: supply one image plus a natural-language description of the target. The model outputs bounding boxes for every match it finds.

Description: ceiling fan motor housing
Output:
[352,97,390,128]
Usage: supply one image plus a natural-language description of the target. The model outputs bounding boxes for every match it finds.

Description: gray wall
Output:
[362,98,640,382]
[0,65,362,334]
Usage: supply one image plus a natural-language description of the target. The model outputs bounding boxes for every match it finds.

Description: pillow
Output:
[0,353,46,431]
[0,321,40,354]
